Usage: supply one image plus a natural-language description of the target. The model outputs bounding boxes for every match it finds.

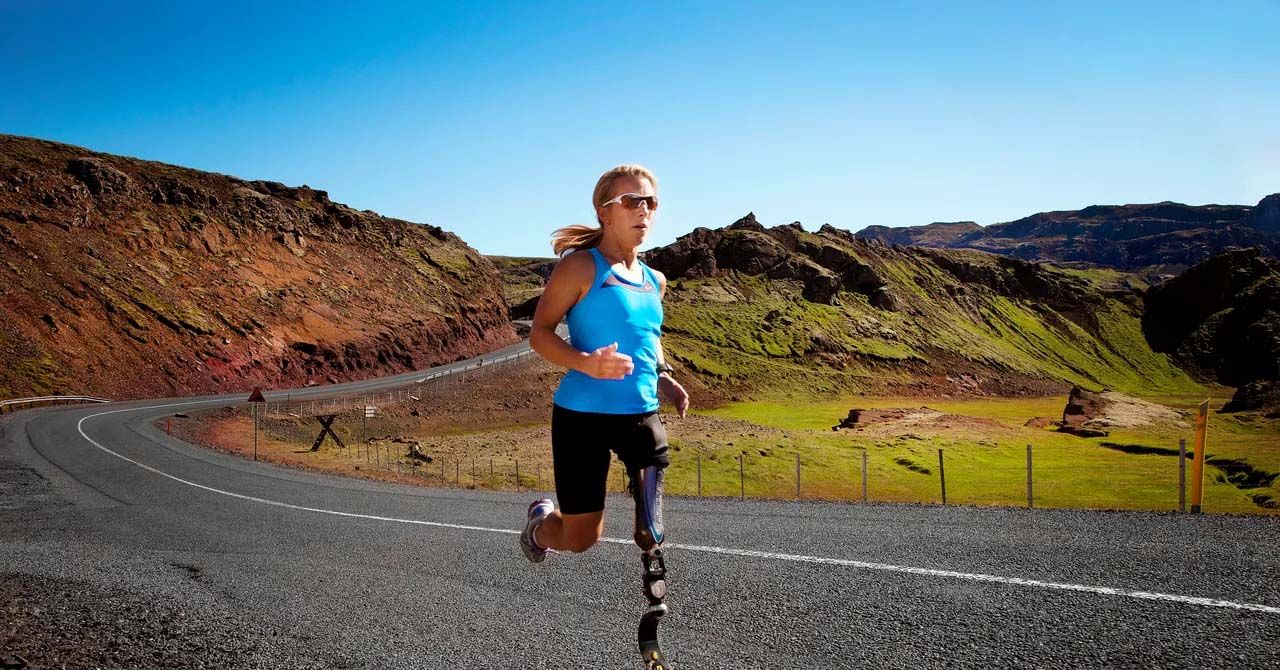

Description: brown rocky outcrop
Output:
[0,134,517,400]
[831,406,1009,433]
[833,407,914,429]
[642,212,1113,330]
[1056,385,1186,436]
[1060,386,1111,437]
[1248,194,1280,234]
[1142,248,1280,406]
[1222,379,1280,413]
[509,294,541,321]
[644,213,895,307]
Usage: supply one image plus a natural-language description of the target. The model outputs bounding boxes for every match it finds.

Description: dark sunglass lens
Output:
[623,195,656,210]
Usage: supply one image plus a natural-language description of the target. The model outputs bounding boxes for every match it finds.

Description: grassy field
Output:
[185,390,1280,516]
[688,394,1279,515]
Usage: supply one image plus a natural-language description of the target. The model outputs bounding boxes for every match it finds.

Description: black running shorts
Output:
[551,404,670,515]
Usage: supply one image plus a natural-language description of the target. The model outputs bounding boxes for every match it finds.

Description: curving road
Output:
[3,338,1279,669]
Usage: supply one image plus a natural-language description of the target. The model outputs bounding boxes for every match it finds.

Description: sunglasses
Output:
[601,193,659,210]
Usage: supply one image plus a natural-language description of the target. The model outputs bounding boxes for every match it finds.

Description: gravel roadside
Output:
[1,573,339,670]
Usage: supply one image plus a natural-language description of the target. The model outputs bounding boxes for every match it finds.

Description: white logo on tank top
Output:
[601,272,657,293]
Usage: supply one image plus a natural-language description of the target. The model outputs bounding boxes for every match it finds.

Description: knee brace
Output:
[629,464,665,550]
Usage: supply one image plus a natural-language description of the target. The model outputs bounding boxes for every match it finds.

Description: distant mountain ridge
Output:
[855,195,1280,272]
[854,221,980,247]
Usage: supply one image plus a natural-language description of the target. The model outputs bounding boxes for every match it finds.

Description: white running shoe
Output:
[520,498,555,563]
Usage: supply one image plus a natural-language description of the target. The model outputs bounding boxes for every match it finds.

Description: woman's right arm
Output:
[530,251,634,380]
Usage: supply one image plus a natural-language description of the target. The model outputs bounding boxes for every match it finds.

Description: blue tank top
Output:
[553,246,663,414]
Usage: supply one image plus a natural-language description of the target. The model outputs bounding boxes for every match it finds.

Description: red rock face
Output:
[0,134,517,400]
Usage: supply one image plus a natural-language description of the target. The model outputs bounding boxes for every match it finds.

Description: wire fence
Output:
[170,344,1279,515]
[197,412,1280,514]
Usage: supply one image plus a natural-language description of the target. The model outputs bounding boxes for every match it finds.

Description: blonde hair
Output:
[550,164,658,256]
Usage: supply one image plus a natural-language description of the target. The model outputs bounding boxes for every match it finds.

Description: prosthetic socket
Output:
[631,464,665,550]
[630,464,668,604]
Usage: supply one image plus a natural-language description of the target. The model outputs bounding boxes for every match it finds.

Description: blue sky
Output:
[3,1,1278,256]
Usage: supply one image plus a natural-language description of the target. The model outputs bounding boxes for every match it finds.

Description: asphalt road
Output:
[3,340,1279,669]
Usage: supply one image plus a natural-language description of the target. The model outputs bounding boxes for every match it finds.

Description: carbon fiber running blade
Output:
[639,604,670,669]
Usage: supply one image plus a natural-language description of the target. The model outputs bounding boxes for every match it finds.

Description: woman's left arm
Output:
[655,270,690,418]
[656,341,689,419]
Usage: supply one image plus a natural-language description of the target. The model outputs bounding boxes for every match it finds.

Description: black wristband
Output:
[657,363,675,377]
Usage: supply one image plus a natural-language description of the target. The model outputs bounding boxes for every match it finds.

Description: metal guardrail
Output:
[230,340,572,491]
[269,345,545,419]
[265,328,568,419]
[0,395,113,414]
[0,327,565,420]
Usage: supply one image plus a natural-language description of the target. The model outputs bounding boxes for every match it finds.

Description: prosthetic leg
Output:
[630,464,670,670]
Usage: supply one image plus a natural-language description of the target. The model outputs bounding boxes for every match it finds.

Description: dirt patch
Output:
[1024,416,1057,429]
[1092,391,1186,428]
[177,358,793,490]
[833,406,1010,436]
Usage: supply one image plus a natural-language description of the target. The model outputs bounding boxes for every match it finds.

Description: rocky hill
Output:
[639,214,1198,399]
[485,255,556,320]
[495,216,1280,406]
[1142,248,1280,412]
[856,196,1280,273]
[0,135,516,400]
[493,214,1202,401]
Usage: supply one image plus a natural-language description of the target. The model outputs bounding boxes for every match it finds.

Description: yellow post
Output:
[1190,400,1209,514]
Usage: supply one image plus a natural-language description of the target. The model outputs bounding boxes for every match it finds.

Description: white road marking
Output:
[75,403,1280,616]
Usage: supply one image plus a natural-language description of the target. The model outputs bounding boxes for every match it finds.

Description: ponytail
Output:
[549,164,657,256]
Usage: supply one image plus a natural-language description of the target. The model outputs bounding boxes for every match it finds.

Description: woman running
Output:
[520,164,689,563]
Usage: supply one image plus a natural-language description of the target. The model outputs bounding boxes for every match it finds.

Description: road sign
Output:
[247,387,266,462]
[365,406,377,419]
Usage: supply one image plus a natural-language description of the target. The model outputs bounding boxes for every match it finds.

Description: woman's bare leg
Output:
[536,510,605,553]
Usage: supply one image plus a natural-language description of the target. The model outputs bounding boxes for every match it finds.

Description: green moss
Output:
[399,243,481,284]
[132,289,215,335]
[9,353,64,396]
[486,255,555,269]
[133,210,162,234]
[665,275,922,365]
[1050,265,1149,291]
[96,286,149,331]
[662,252,1202,401]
